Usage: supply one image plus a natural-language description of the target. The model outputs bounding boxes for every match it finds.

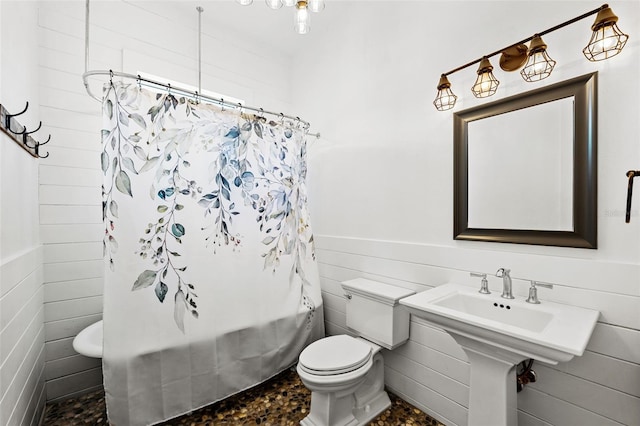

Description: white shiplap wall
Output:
[37,1,294,400]
[316,236,640,426]
[0,1,46,424]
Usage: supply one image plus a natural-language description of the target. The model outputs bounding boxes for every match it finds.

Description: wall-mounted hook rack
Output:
[0,102,50,158]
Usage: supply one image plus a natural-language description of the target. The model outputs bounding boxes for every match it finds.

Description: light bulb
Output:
[294,1,310,34]
[265,0,283,9]
[236,0,253,5]
[308,0,325,13]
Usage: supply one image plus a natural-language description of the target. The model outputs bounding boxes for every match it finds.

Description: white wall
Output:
[293,1,640,425]
[0,1,46,424]
[37,0,295,400]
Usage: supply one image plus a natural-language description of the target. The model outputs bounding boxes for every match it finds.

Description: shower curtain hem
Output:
[147,364,299,426]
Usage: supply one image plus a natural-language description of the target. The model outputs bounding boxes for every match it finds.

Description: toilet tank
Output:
[341,278,415,350]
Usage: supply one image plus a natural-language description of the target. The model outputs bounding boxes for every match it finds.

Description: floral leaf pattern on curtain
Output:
[102,82,316,332]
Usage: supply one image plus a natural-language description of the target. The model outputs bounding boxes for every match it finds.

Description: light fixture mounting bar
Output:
[443,3,609,77]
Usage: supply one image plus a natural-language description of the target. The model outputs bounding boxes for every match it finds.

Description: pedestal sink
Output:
[399,283,599,426]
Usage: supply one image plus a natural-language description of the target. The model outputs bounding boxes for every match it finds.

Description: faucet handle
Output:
[470,272,490,294]
[526,281,554,304]
[532,281,553,289]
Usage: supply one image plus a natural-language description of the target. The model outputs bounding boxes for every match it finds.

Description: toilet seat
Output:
[298,335,372,376]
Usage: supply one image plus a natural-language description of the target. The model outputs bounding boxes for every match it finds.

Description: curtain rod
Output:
[82,0,320,139]
[83,70,318,136]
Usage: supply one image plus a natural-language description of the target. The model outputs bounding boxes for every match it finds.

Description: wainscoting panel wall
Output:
[0,247,46,426]
[316,235,640,426]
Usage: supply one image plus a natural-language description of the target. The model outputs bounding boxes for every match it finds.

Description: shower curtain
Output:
[101,82,324,425]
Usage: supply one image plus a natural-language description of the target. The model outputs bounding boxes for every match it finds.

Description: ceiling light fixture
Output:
[265,0,283,10]
[236,0,324,34]
[434,3,629,111]
[294,1,311,34]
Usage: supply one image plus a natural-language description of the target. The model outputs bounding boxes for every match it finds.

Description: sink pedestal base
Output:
[453,335,527,426]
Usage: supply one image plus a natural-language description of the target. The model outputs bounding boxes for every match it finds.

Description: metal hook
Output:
[167,83,171,95]
[238,103,244,115]
[21,121,42,146]
[40,134,52,146]
[295,117,301,129]
[195,91,200,105]
[35,143,50,159]
[137,74,142,90]
[109,69,114,85]
[220,98,225,112]
[259,108,264,118]
[279,113,285,124]
[5,101,29,132]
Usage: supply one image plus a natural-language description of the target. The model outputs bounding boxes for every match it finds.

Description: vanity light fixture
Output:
[471,57,500,98]
[434,3,629,111]
[236,0,324,34]
[520,35,556,82]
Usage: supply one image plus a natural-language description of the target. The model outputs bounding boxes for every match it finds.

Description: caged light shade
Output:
[521,35,556,82]
[583,5,629,61]
[433,75,457,111]
[471,57,500,98]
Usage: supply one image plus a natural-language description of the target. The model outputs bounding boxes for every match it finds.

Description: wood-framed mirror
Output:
[453,72,597,248]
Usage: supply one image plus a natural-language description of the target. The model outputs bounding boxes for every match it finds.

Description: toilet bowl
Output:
[297,279,415,426]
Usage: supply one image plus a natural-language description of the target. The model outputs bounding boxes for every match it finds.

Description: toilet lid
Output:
[298,335,372,376]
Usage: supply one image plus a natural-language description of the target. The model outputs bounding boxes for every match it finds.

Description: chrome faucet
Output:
[496,268,514,299]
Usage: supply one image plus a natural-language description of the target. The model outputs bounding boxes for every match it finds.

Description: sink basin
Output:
[400,283,599,426]
[400,283,598,364]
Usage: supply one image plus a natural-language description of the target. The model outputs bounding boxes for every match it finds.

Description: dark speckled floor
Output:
[42,368,445,425]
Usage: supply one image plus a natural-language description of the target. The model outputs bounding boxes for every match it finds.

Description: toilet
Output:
[296,278,415,426]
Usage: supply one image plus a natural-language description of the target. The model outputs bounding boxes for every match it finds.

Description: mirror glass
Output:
[453,73,597,248]
[467,98,574,231]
